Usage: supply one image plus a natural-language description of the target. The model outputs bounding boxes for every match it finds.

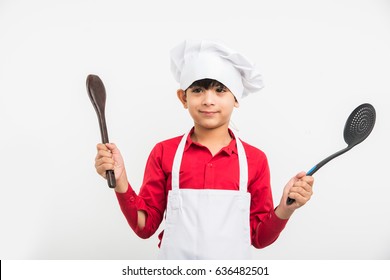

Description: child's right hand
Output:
[95,143,127,191]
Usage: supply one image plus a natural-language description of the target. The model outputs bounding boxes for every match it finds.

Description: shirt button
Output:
[129,196,135,202]
[208,163,213,167]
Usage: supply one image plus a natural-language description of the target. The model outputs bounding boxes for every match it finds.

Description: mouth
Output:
[199,110,219,116]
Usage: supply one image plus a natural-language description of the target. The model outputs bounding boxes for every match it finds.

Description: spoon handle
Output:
[98,112,116,189]
[106,170,116,188]
[286,146,351,205]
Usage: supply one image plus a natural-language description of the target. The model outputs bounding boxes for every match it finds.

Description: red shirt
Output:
[116,129,288,249]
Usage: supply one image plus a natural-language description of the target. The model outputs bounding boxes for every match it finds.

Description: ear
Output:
[177,89,188,108]
[231,93,239,108]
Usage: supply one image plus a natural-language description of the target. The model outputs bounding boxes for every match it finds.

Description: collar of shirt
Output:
[183,127,238,156]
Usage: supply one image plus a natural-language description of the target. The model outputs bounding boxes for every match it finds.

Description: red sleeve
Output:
[115,143,167,239]
[247,147,289,249]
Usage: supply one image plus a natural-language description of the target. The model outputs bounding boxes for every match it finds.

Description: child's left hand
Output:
[275,172,314,219]
[284,171,314,208]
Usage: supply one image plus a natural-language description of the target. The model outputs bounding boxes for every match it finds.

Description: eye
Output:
[191,87,203,93]
[215,86,227,93]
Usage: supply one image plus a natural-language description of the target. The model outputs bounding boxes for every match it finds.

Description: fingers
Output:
[288,185,311,200]
[295,171,307,180]
[95,143,117,178]
[95,163,115,179]
[95,154,115,168]
[287,175,314,206]
[96,143,117,153]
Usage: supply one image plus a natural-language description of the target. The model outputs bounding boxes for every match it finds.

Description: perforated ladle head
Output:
[343,103,376,149]
[286,103,376,205]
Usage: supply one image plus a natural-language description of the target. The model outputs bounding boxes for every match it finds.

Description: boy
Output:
[94,40,314,259]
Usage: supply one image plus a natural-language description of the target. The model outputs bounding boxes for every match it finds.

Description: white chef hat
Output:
[170,40,264,102]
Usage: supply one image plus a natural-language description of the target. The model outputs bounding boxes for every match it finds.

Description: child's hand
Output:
[275,172,314,219]
[95,143,127,191]
[284,171,314,208]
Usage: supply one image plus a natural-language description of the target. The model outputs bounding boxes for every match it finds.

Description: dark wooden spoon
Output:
[86,74,116,188]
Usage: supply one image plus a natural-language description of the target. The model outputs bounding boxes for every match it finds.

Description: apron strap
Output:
[171,132,189,191]
[171,130,248,192]
[236,136,248,192]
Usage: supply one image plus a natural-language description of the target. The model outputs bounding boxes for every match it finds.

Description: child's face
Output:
[177,84,239,130]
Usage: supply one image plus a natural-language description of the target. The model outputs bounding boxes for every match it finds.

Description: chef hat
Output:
[170,40,264,102]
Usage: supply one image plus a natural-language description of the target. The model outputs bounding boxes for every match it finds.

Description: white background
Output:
[0,0,389,260]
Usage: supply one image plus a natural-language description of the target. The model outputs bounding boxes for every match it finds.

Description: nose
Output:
[202,89,216,106]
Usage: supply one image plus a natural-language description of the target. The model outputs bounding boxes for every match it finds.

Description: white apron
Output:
[158,131,251,260]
